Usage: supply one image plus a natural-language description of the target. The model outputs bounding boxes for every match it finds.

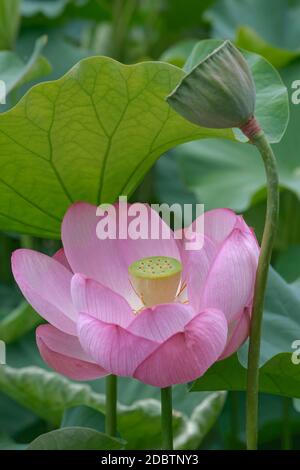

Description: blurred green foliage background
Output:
[1,0,300,450]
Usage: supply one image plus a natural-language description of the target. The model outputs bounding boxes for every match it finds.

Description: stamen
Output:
[177,280,187,297]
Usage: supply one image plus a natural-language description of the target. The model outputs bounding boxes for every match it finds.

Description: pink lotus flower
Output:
[11,202,259,387]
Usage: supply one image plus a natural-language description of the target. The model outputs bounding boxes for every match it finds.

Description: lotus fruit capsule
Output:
[128,256,182,308]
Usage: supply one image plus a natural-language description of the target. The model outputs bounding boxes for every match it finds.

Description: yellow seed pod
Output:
[128,256,182,308]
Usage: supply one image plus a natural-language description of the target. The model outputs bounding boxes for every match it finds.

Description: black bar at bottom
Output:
[1,450,300,465]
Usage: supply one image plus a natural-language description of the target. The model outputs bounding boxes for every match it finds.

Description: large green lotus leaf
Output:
[207,0,300,51]
[184,39,289,143]
[27,427,124,450]
[0,56,235,238]
[0,365,226,450]
[191,268,300,398]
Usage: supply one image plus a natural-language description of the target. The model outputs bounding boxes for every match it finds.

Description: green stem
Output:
[161,386,173,450]
[105,375,117,436]
[20,234,35,249]
[246,129,279,450]
[112,0,138,61]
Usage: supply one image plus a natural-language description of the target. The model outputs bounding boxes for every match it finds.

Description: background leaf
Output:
[0,301,42,344]
[0,366,106,426]
[21,0,71,19]
[21,0,109,21]
[0,0,20,50]
[0,432,26,450]
[61,405,106,432]
[191,353,300,400]
[0,36,51,101]
[174,391,227,449]
[156,140,264,212]
[27,427,124,450]
[275,247,300,283]
[0,365,226,449]
[236,26,300,69]
[207,0,300,51]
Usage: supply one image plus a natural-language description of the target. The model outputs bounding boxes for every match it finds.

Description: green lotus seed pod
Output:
[167,40,256,129]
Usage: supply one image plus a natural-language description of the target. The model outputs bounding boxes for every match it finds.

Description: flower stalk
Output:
[161,386,174,450]
[105,374,118,437]
[243,118,279,450]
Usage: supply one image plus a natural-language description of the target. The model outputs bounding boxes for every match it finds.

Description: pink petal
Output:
[36,324,93,361]
[61,202,140,308]
[36,325,107,380]
[53,248,72,272]
[200,228,259,323]
[134,308,228,387]
[219,306,251,360]
[128,303,194,342]
[187,208,242,244]
[178,209,259,313]
[77,314,158,377]
[12,249,77,335]
[181,235,219,312]
[61,202,180,309]
[117,202,180,266]
[71,274,134,328]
